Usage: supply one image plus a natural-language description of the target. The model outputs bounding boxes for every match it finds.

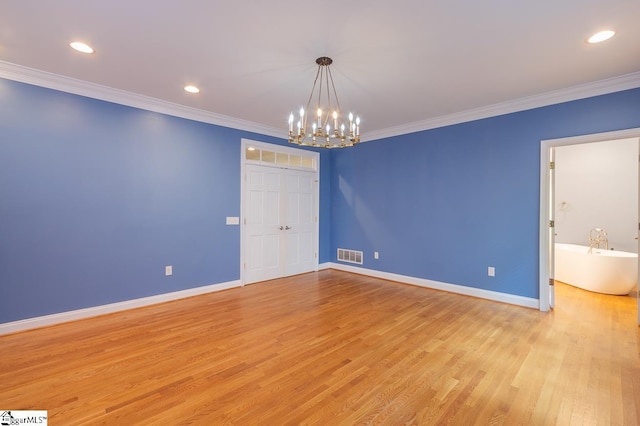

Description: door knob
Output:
[285,226,292,230]
[279,226,284,230]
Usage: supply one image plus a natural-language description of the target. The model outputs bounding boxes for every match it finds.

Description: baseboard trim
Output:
[0,280,241,336]
[328,263,540,309]
[0,265,540,335]
[318,262,331,270]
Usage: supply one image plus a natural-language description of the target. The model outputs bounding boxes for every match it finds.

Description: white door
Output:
[284,170,316,276]
[549,147,556,309]
[244,163,317,284]
[245,165,284,283]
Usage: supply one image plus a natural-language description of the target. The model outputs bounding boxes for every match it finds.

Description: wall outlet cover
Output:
[226,216,240,225]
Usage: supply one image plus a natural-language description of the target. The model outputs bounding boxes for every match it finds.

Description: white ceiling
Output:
[1,0,639,140]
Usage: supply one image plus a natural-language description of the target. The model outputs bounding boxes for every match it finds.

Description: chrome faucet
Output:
[588,228,608,253]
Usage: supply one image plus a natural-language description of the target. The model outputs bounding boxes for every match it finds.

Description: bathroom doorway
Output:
[539,128,640,326]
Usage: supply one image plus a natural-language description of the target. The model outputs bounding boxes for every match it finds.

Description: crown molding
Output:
[362,71,640,142]
[0,60,284,139]
[2,60,639,143]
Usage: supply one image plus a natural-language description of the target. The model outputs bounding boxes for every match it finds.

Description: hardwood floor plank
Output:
[1,270,638,425]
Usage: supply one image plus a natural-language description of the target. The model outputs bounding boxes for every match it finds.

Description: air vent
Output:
[337,248,363,265]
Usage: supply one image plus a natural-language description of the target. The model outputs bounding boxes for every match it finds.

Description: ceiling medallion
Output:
[288,57,360,148]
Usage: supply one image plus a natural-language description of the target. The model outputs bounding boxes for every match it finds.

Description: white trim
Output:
[0,280,241,336]
[363,72,640,142]
[318,262,331,270]
[539,127,640,312]
[328,263,539,309]
[2,60,639,143]
[0,60,283,139]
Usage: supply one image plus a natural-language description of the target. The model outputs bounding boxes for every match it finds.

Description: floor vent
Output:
[337,248,363,265]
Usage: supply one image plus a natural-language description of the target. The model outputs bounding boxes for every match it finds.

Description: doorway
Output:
[241,139,319,285]
[539,128,640,325]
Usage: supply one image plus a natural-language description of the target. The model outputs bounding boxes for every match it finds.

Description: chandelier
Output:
[288,57,360,148]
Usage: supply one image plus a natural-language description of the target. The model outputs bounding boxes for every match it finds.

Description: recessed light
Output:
[587,30,615,44]
[184,85,200,94]
[69,41,94,54]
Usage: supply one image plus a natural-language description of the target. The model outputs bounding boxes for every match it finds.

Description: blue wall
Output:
[0,79,331,323]
[1,76,639,323]
[331,88,640,299]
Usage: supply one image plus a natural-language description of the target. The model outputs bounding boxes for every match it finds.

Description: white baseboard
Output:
[318,262,331,270]
[1,265,540,336]
[328,263,540,309]
[0,280,241,336]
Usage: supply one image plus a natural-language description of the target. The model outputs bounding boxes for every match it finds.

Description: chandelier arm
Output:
[304,66,323,132]
[323,68,332,130]
[317,66,325,133]
[327,66,342,116]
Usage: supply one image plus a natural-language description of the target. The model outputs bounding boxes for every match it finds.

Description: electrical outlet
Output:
[374,251,379,259]
[488,266,495,277]
[165,265,173,276]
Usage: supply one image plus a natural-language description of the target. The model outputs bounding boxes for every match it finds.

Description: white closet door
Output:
[284,170,316,276]
[245,166,284,283]
[244,164,317,284]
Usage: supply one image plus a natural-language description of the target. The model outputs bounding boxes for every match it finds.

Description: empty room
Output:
[1,1,639,424]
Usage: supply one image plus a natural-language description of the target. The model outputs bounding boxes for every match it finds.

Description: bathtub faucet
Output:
[588,228,608,253]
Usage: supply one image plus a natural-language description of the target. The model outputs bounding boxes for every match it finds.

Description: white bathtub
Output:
[554,243,638,295]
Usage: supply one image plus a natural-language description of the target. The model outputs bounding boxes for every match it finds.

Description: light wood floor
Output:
[1,270,638,425]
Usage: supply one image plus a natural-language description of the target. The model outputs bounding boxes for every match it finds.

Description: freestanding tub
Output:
[554,243,638,295]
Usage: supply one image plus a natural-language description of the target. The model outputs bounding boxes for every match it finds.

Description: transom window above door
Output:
[245,146,316,171]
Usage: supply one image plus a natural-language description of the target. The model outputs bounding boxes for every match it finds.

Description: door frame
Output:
[539,127,640,312]
[240,138,320,285]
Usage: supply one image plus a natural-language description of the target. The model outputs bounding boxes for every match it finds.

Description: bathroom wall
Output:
[554,138,639,253]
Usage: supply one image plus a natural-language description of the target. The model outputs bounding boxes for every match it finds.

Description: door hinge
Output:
[243,263,246,270]
[549,161,555,170]
[315,252,318,259]
[549,220,555,228]
[549,278,555,286]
